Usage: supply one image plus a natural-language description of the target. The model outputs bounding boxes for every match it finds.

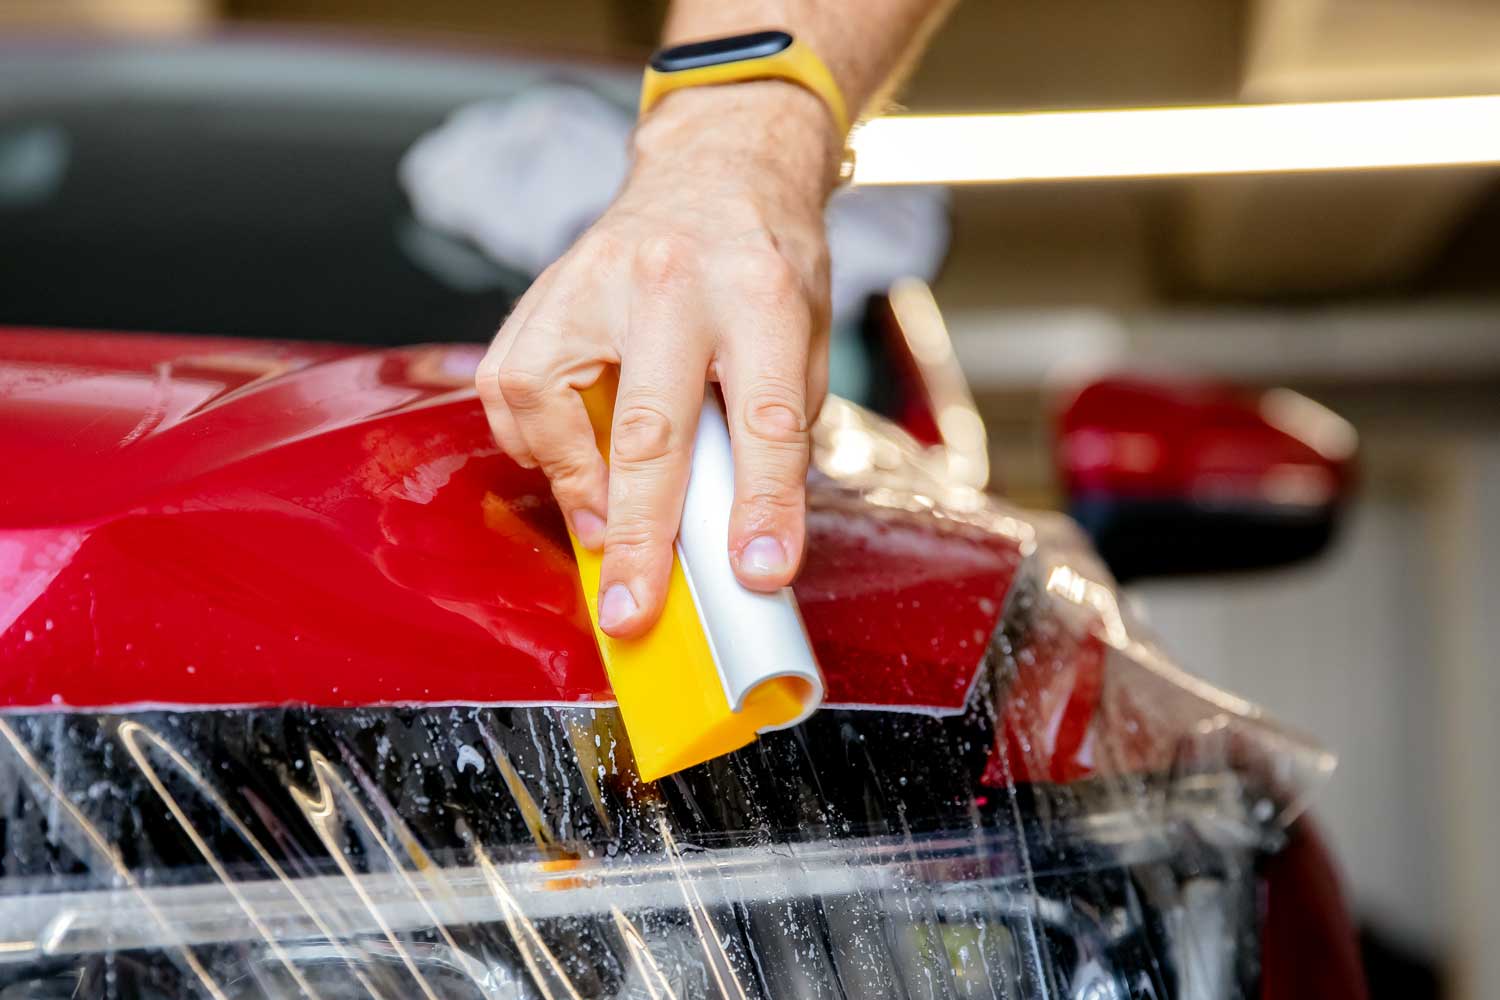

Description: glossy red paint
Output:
[1260,819,1370,1000]
[1057,377,1355,505]
[0,329,1020,714]
[983,631,1107,786]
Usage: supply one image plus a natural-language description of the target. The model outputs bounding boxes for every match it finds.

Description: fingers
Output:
[475,276,552,469]
[496,320,612,550]
[805,327,831,419]
[476,347,534,469]
[597,246,713,637]
[718,257,814,593]
[477,262,615,548]
[480,224,823,640]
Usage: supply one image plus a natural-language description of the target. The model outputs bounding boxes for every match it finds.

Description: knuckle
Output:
[496,366,550,408]
[742,480,803,515]
[611,400,676,465]
[581,229,624,266]
[633,233,696,288]
[739,251,801,304]
[474,362,503,404]
[538,451,597,494]
[605,518,660,555]
[742,380,808,445]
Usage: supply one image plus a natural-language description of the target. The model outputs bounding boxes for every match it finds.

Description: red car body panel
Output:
[0,328,1018,715]
[1057,377,1354,503]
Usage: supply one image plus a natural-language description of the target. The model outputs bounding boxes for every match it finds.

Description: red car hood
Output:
[0,329,1018,715]
[0,327,1330,797]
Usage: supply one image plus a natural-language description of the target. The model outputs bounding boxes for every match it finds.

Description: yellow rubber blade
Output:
[567,374,807,782]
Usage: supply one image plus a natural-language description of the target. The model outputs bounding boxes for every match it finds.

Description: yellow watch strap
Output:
[640,34,850,138]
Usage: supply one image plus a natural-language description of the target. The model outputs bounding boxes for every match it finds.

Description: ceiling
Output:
[12,0,1500,306]
[899,0,1500,306]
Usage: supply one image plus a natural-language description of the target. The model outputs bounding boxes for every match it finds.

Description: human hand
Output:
[475,81,839,638]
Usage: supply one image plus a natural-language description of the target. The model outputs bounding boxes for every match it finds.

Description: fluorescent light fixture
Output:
[850,95,1500,185]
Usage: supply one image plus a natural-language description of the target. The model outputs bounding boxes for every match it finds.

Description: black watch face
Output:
[650,30,793,73]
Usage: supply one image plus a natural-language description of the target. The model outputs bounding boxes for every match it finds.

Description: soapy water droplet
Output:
[456,743,485,775]
[23,630,33,642]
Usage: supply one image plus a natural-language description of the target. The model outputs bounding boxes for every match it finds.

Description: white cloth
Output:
[399,84,949,327]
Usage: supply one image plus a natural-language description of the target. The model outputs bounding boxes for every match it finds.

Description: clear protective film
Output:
[0,396,1333,1000]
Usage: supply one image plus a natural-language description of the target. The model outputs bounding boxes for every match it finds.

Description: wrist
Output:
[631,81,843,206]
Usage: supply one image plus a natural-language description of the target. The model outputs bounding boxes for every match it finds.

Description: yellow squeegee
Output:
[567,373,823,782]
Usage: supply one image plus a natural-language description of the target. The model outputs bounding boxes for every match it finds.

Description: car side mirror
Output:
[1054,378,1357,582]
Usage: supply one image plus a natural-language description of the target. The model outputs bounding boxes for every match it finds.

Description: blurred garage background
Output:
[3,2,1498,998]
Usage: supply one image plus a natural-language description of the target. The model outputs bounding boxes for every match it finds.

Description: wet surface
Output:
[0,697,1266,999]
[0,331,1330,997]
[0,548,1319,997]
[0,332,1021,714]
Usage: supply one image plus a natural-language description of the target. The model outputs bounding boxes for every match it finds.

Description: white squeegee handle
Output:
[675,392,824,730]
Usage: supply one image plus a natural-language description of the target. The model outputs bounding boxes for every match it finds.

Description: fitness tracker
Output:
[640,29,851,138]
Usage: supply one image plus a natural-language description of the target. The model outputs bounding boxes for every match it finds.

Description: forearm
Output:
[661,0,953,124]
[638,1,951,208]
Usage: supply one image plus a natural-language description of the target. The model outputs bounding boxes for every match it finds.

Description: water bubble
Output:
[456,743,485,774]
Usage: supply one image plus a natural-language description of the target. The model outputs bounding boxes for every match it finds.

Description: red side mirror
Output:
[1055,378,1357,581]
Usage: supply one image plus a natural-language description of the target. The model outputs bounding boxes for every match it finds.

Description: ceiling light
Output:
[850,95,1500,185]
